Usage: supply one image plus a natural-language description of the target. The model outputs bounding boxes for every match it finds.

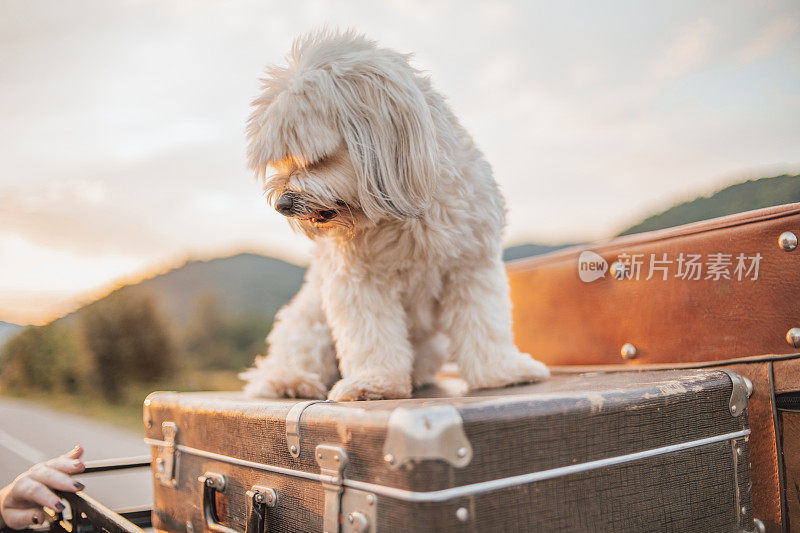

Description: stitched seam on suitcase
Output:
[144,428,749,503]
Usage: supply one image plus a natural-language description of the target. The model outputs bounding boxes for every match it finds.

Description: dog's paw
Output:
[327,373,412,402]
[240,364,328,399]
[464,351,550,390]
[514,354,551,382]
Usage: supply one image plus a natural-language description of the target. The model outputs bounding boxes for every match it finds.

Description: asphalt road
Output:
[0,398,152,511]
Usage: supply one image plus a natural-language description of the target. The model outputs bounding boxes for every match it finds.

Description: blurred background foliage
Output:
[0,173,797,430]
[0,254,297,429]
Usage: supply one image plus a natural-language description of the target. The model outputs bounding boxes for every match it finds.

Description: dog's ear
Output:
[334,58,437,219]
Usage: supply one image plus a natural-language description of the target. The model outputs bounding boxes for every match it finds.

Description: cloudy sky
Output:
[1,0,798,325]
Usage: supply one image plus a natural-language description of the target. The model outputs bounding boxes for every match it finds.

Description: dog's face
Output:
[260,147,363,238]
[246,31,438,239]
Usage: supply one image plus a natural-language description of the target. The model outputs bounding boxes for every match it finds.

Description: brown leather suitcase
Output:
[507,203,800,532]
[145,370,756,532]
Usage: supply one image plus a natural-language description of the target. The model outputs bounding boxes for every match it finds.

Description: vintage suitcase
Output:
[506,202,800,531]
[144,370,757,532]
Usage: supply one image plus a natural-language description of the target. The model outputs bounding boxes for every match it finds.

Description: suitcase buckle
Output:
[316,444,348,533]
[154,422,178,487]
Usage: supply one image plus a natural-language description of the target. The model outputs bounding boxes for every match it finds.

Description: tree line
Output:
[0,291,269,402]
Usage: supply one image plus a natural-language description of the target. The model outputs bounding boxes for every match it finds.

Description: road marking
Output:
[0,429,47,464]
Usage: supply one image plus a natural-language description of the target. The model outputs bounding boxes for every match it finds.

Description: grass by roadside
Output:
[0,370,244,433]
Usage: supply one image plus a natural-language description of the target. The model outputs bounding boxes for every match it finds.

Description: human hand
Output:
[0,446,86,530]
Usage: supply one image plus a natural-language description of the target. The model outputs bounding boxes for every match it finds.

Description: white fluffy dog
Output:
[240,30,549,401]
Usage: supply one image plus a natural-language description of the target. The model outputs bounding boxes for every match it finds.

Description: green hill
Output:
[0,321,23,346]
[60,253,306,329]
[502,243,574,262]
[619,174,800,236]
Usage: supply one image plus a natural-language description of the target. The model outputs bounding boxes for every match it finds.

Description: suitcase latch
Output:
[155,421,179,487]
[246,485,279,533]
[316,444,348,533]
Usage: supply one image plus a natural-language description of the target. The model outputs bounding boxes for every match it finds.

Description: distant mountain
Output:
[59,253,306,330]
[619,174,800,236]
[0,321,23,347]
[502,243,574,262]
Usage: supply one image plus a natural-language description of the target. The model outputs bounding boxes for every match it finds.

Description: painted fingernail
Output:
[55,502,65,512]
[74,481,85,490]
[32,516,40,525]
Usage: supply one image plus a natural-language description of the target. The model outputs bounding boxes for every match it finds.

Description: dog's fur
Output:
[240,30,549,401]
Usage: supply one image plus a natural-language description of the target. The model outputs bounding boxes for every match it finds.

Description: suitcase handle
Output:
[200,472,278,533]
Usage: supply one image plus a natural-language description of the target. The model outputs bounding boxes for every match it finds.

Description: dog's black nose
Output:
[275,194,295,215]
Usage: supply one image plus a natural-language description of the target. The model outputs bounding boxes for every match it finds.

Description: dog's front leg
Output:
[240,265,338,399]
[324,274,414,401]
[439,259,550,390]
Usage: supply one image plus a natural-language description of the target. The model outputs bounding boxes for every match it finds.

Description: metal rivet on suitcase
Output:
[778,231,798,251]
[787,327,800,348]
[346,512,369,532]
[455,507,469,522]
[620,343,637,360]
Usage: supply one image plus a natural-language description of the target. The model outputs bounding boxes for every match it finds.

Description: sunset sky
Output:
[1,0,799,325]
